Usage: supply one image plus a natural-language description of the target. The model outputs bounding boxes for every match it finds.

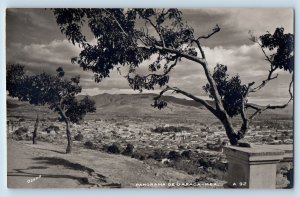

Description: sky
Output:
[6,8,294,105]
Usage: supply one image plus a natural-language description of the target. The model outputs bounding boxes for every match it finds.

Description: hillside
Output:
[7,140,209,188]
[7,93,293,120]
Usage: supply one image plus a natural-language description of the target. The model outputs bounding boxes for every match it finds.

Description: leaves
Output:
[203,64,247,117]
[52,9,193,84]
[260,27,294,73]
[7,64,96,123]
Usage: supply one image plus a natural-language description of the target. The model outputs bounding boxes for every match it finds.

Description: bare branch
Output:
[247,93,293,121]
[196,24,220,40]
[250,68,278,93]
[257,41,273,64]
[154,86,218,117]
[249,40,278,93]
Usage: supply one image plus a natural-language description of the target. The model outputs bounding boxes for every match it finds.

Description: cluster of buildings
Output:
[7,117,293,168]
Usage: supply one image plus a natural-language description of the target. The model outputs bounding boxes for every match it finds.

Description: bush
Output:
[44,125,60,133]
[74,133,84,141]
[107,143,122,154]
[131,149,152,161]
[14,127,28,136]
[168,151,182,161]
[198,158,210,168]
[132,153,145,161]
[122,143,134,156]
[149,148,167,161]
[84,141,96,149]
[181,150,192,159]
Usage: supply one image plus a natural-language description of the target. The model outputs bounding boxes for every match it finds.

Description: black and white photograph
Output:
[6,8,294,189]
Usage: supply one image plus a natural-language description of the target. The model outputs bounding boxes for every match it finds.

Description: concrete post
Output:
[223,145,286,188]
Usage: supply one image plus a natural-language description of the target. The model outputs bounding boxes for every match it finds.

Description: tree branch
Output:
[191,39,206,59]
[250,67,278,93]
[143,16,166,48]
[148,45,206,66]
[196,24,220,40]
[249,40,278,93]
[154,86,218,117]
[247,89,293,121]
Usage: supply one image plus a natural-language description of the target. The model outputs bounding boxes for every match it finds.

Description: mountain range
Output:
[7,93,293,119]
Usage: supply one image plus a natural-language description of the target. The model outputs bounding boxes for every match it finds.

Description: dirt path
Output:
[7,140,197,188]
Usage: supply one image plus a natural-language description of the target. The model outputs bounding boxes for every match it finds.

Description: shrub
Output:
[131,149,153,161]
[14,127,28,136]
[181,150,192,159]
[84,141,96,149]
[168,151,182,161]
[107,143,122,154]
[131,151,145,161]
[44,125,60,133]
[122,143,134,156]
[198,158,210,168]
[74,133,84,141]
[151,148,167,160]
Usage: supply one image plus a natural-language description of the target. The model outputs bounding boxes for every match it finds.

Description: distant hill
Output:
[76,93,209,115]
[7,93,293,119]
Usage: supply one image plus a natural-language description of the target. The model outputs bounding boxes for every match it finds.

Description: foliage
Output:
[52,9,194,87]
[14,127,28,136]
[167,150,182,161]
[6,64,96,123]
[259,27,294,73]
[84,141,96,149]
[107,143,122,154]
[181,150,192,159]
[203,64,247,117]
[151,148,167,160]
[122,143,134,156]
[74,133,84,141]
[44,125,60,133]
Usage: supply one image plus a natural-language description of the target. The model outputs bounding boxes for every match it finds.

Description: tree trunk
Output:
[65,120,72,154]
[32,114,39,144]
[56,104,73,154]
[218,112,239,145]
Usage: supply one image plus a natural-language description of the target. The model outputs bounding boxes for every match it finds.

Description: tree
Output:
[52,9,293,145]
[32,114,39,144]
[6,65,96,153]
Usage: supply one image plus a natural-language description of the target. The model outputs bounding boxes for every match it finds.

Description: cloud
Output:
[182,8,293,47]
[6,8,293,105]
[7,37,292,103]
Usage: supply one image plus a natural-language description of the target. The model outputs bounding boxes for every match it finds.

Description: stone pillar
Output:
[223,146,285,188]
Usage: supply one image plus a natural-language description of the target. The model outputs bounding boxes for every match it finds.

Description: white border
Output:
[0,1,299,197]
